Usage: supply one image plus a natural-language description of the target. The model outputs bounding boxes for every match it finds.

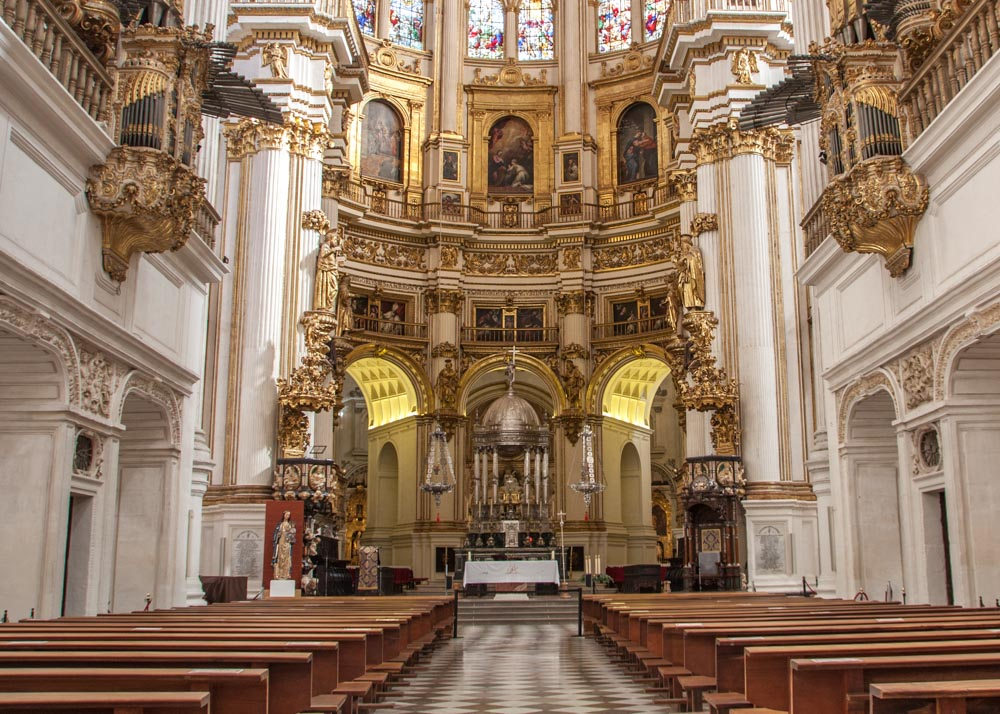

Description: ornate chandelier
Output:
[570,423,605,512]
[421,422,456,510]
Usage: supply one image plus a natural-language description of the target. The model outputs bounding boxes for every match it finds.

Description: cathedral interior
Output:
[1,0,998,619]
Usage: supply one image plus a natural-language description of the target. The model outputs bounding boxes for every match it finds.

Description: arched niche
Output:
[374,441,399,529]
[487,115,535,194]
[359,98,405,184]
[345,344,430,426]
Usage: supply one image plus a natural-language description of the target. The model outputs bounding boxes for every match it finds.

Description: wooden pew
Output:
[790,652,1000,714]
[0,690,210,713]
[0,667,268,714]
[870,679,1000,714]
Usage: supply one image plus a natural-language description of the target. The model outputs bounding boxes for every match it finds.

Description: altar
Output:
[463,560,560,586]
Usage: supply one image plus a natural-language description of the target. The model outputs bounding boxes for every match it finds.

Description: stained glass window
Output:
[518,0,554,61]
[389,0,423,49]
[352,0,375,36]
[597,0,631,53]
[644,0,669,41]
[468,0,505,59]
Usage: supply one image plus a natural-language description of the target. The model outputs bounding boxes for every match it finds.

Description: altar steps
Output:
[457,595,581,625]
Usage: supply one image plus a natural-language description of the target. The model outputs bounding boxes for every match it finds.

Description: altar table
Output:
[463,560,560,586]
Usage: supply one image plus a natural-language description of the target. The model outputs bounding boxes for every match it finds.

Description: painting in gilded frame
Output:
[361,100,404,183]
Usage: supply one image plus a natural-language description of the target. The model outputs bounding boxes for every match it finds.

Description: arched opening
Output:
[620,442,642,528]
[374,441,399,533]
[487,115,535,194]
[845,390,903,598]
[113,392,173,612]
[0,327,71,619]
[361,99,404,183]
[947,331,1000,605]
[616,102,659,185]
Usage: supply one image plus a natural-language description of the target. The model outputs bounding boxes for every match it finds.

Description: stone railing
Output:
[900,0,1000,141]
[193,200,221,250]
[668,0,790,27]
[1,0,113,123]
[801,196,830,257]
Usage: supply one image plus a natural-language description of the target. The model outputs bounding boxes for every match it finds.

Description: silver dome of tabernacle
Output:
[481,388,540,431]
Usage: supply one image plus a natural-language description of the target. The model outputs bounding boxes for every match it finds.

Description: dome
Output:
[481,388,540,431]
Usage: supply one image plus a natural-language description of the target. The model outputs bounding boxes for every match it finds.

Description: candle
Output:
[585,556,592,575]
[596,555,601,575]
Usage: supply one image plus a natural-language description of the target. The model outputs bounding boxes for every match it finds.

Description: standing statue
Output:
[336,274,355,335]
[730,47,759,85]
[561,357,586,409]
[435,358,460,411]
[314,232,342,312]
[262,42,288,79]
[271,510,296,581]
[676,233,706,310]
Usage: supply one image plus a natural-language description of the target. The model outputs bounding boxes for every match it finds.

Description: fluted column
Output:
[559,0,583,134]
[728,150,782,482]
[436,0,463,133]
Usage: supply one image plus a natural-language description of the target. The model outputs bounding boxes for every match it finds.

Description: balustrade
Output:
[592,317,676,341]
[900,0,1000,140]
[353,315,427,339]
[801,196,830,257]
[461,326,558,344]
[1,0,113,124]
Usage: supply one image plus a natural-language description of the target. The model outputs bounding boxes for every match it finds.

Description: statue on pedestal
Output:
[676,233,706,310]
[271,510,296,581]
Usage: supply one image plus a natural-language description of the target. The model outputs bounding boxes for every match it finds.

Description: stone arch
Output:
[345,343,431,418]
[0,296,80,409]
[936,301,1000,400]
[116,371,182,448]
[587,345,672,423]
[458,352,566,416]
[836,368,901,444]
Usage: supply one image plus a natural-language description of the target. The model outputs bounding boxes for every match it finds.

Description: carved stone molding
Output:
[599,44,654,79]
[464,252,557,276]
[119,371,183,446]
[668,169,698,202]
[425,288,464,315]
[691,213,718,236]
[86,147,205,282]
[900,344,934,409]
[224,116,328,161]
[554,409,586,446]
[431,342,459,358]
[821,156,929,277]
[0,298,81,409]
[690,123,794,166]
[556,291,594,317]
[934,301,1000,400]
[563,343,590,360]
[372,39,422,75]
[78,345,116,418]
[836,370,898,443]
[440,245,459,269]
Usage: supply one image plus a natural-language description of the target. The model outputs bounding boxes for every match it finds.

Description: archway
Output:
[845,390,903,598]
[620,443,642,529]
[369,441,399,545]
[113,392,174,612]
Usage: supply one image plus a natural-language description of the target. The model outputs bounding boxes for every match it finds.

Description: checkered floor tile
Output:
[374,624,667,713]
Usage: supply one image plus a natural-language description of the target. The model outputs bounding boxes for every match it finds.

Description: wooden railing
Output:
[801,196,830,257]
[460,326,559,344]
[1,0,113,124]
[592,318,676,341]
[353,315,427,339]
[900,0,1000,140]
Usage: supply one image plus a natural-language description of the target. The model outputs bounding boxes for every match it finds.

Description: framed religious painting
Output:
[475,307,503,341]
[562,151,580,183]
[611,299,639,336]
[441,191,463,216]
[360,99,404,183]
[617,102,659,185]
[378,299,406,335]
[559,191,582,216]
[442,150,459,182]
[516,306,544,342]
[487,115,534,194]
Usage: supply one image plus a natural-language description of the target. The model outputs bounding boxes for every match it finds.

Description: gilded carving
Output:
[730,47,760,84]
[821,156,929,277]
[86,147,205,282]
[690,213,718,236]
[322,166,352,198]
[224,118,287,159]
[563,343,590,360]
[440,245,459,269]
[464,252,558,276]
[261,42,288,78]
[900,345,934,409]
[593,235,672,271]
[435,358,460,411]
[679,311,740,413]
[372,39,421,75]
[674,234,706,311]
[344,234,427,270]
[710,404,740,456]
[690,123,794,165]
[599,45,654,79]
[473,58,548,86]
[425,289,464,315]
[277,405,311,458]
[55,0,120,64]
[556,291,593,317]
[303,210,344,313]
[431,342,459,358]
[561,247,582,270]
[668,169,698,202]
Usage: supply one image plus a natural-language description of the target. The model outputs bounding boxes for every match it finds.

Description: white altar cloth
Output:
[463,560,560,586]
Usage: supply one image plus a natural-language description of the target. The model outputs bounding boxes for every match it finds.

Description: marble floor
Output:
[376,623,667,714]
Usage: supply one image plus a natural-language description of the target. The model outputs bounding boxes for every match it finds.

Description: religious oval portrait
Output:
[487,115,534,194]
[361,99,404,183]
[617,102,658,185]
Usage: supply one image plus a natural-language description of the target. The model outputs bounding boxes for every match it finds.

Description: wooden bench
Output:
[870,678,1000,714]
[0,690,211,713]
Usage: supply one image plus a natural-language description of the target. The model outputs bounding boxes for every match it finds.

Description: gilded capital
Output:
[556,290,593,317]
[690,213,718,236]
[426,288,464,315]
[690,124,794,165]
[668,169,698,202]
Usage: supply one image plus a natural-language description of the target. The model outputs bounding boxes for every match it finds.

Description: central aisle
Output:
[380,623,664,713]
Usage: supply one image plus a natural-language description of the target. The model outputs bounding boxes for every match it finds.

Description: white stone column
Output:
[559,0,583,134]
[438,0,463,133]
[728,150,782,483]
[234,143,290,486]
